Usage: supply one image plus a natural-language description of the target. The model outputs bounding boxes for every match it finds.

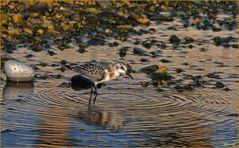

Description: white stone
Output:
[4,60,35,82]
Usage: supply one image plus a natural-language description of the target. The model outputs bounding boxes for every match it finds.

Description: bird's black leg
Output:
[89,84,93,105]
[93,85,98,105]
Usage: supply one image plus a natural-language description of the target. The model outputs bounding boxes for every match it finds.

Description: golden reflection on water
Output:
[37,107,71,147]
[34,93,122,146]
[1,78,237,147]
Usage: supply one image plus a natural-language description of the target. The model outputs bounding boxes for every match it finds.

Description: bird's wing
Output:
[71,63,106,81]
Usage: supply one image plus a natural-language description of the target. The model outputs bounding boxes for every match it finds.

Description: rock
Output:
[137,29,147,34]
[28,2,49,14]
[231,44,238,49]
[78,41,87,48]
[182,62,189,65]
[175,84,194,92]
[47,50,57,56]
[49,74,64,79]
[31,45,44,52]
[215,82,225,88]
[119,46,129,57]
[1,55,16,70]
[175,68,183,73]
[109,41,119,47]
[56,66,66,72]
[156,14,174,22]
[78,48,86,53]
[167,26,177,31]
[160,80,169,87]
[212,26,222,32]
[223,87,231,91]
[25,54,34,58]
[35,74,48,79]
[4,60,35,82]
[226,113,238,117]
[160,59,171,63]
[133,47,147,56]
[96,0,112,8]
[156,88,165,92]
[139,81,150,87]
[87,37,105,46]
[97,11,133,26]
[191,75,203,87]
[79,42,87,50]
[199,47,208,52]
[30,64,40,71]
[119,36,127,42]
[133,39,141,45]
[184,36,194,44]
[156,42,167,49]
[213,36,230,47]
[140,58,150,62]
[142,40,152,49]
[60,60,67,65]
[213,37,222,46]
[188,44,194,48]
[151,73,172,81]
[206,72,221,79]
[48,63,58,67]
[169,35,181,46]
[213,36,237,48]
[150,50,162,58]
[141,65,159,75]
[38,62,47,67]
[128,14,150,25]
[183,21,189,28]
[148,28,156,34]
[152,81,159,87]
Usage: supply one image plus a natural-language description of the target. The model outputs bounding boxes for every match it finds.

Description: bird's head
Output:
[114,62,134,79]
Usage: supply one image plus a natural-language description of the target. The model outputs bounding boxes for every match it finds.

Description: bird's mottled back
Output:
[91,61,113,71]
[71,63,106,81]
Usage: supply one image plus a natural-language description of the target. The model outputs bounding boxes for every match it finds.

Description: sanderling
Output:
[71,61,133,104]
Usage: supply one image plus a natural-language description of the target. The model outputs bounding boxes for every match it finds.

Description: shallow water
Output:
[1,18,238,147]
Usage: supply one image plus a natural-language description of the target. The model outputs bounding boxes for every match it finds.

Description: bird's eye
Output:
[120,66,124,69]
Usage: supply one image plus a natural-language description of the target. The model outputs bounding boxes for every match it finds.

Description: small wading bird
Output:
[71,61,133,104]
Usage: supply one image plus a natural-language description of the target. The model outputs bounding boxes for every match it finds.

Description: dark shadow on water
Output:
[70,75,102,90]
[70,75,103,104]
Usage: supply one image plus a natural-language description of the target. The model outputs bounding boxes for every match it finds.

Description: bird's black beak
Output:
[126,72,134,79]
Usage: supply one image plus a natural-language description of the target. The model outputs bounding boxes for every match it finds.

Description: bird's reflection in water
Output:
[3,81,34,100]
[71,74,122,131]
[35,80,122,146]
[36,105,122,146]
[77,105,122,132]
